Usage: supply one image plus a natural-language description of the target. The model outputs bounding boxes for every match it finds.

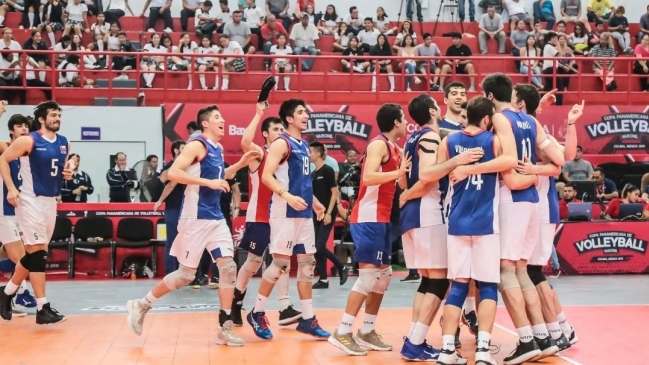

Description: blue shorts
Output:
[351,222,392,266]
[238,222,271,257]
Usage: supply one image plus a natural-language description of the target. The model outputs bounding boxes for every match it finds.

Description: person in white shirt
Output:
[195,35,220,90]
[393,20,417,51]
[223,10,255,53]
[1,28,22,56]
[503,0,534,30]
[64,0,90,36]
[140,33,167,88]
[53,34,72,65]
[318,4,341,35]
[216,0,232,33]
[140,0,173,33]
[104,0,135,29]
[290,13,320,71]
[218,34,245,90]
[357,17,380,53]
[344,6,363,35]
[374,7,397,35]
[333,22,351,52]
[57,54,94,87]
[195,0,218,37]
[243,0,264,48]
[91,13,110,53]
[180,0,202,32]
[270,34,292,91]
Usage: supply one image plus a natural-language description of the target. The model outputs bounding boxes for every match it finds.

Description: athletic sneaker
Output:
[437,348,468,365]
[0,286,16,321]
[295,316,330,339]
[312,280,329,289]
[11,301,27,318]
[247,310,272,339]
[328,329,368,355]
[35,303,66,325]
[216,320,244,346]
[532,336,559,360]
[475,347,497,365]
[125,299,151,335]
[503,340,541,364]
[15,289,37,308]
[339,266,350,285]
[188,279,201,289]
[461,310,478,336]
[209,277,219,289]
[355,329,392,351]
[400,337,440,361]
[568,327,579,345]
[401,273,421,283]
[556,334,571,351]
[278,305,302,326]
[231,288,245,327]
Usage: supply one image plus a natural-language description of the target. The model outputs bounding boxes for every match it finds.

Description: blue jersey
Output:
[180,135,225,220]
[20,131,69,198]
[269,134,313,219]
[400,127,444,233]
[439,117,463,134]
[438,118,462,215]
[1,159,21,216]
[500,109,539,203]
[446,130,500,236]
[538,175,560,224]
[548,176,559,223]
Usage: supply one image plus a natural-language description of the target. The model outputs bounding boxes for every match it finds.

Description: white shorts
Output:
[402,225,447,269]
[499,202,539,261]
[269,217,316,256]
[16,194,56,245]
[447,234,501,283]
[0,216,22,244]
[528,223,557,266]
[170,218,234,268]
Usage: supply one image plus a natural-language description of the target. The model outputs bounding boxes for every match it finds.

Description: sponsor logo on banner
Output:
[574,231,647,263]
[81,127,101,141]
[303,105,373,152]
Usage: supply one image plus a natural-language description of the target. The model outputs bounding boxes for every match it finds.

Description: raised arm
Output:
[534,118,565,167]
[241,102,267,158]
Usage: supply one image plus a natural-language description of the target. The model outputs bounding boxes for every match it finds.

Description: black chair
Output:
[71,217,114,278]
[112,218,155,277]
[49,216,73,279]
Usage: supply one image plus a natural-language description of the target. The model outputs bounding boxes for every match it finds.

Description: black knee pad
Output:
[527,265,546,286]
[19,253,31,269]
[417,276,430,294]
[427,278,450,300]
[29,250,48,273]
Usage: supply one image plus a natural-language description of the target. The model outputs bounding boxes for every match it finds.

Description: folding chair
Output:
[71,217,114,278]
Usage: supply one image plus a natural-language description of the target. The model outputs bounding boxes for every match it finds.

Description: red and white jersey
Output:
[350,134,400,223]
[245,148,272,223]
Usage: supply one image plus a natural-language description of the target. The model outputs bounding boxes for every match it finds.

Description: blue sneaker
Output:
[295,316,330,339]
[15,289,36,308]
[401,337,440,361]
[246,309,272,340]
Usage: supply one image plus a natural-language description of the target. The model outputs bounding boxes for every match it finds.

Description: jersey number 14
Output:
[466,174,484,190]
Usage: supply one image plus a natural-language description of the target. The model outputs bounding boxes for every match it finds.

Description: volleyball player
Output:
[439,81,468,136]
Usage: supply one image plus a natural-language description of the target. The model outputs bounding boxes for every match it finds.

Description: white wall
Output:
[123,0,645,25]
[3,105,163,203]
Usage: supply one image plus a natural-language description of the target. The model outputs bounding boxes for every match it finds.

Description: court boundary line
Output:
[493,323,584,365]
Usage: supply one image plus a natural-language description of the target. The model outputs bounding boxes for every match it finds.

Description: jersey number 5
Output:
[302,156,309,175]
[466,174,484,190]
[51,159,58,177]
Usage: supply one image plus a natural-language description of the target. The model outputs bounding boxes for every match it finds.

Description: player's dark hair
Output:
[482,72,512,102]
[376,103,403,133]
[408,94,438,127]
[279,99,307,126]
[466,97,495,128]
[196,105,220,132]
[514,83,540,116]
[186,121,199,132]
[261,116,285,134]
[146,154,158,162]
[170,140,186,158]
[33,100,61,124]
[460,101,468,109]
[309,141,326,157]
[7,114,30,137]
[444,81,466,98]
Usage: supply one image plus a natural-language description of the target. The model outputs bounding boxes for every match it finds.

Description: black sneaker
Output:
[188,279,200,289]
[209,277,219,289]
[533,336,559,360]
[197,275,209,286]
[312,280,329,289]
[231,288,245,327]
[556,334,571,351]
[401,273,421,283]
[0,286,16,321]
[462,310,478,336]
[36,303,66,325]
[503,340,541,365]
[339,266,349,286]
[455,327,462,348]
[278,305,302,326]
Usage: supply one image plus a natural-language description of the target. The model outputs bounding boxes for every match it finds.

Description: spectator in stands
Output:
[370,33,395,92]
[439,33,476,91]
[223,10,255,54]
[590,32,618,91]
[399,35,421,91]
[216,0,232,33]
[0,2,18,28]
[20,0,41,30]
[503,0,534,30]
[586,0,614,22]
[104,0,135,30]
[63,0,90,35]
[557,34,579,90]
[42,0,65,46]
[458,0,476,23]
[570,23,589,55]
[374,6,397,35]
[608,6,632,54]
[479,6,505,54]
[542,32,564,104]
[560,0,591,32]
[591,167,619,201]
[1,28,21,53]
[338,150,360,199]
[271,34,292,90]
[180,0,202,32]
[195,0,217,37]
[261,13,288,69]
[587,19,604,52]
[333,22,350,52]
[106,152,139,202]
[195,36,220,88]
[534,0,555,30]
[393,20,417,52]
[53,34,72,65]
[57,54,94,88]
[91,14,109,54]
[639,5,649,43]
[562,145,593,181]
[187,121,200,139]
[604,184,648,219]
[219,34,245,90]
[71,33,85,52]
[141,33,166,88]
[102,23,122,58]
[294,3,318,29]
[559,182,580,220]
[344,6,363,36]
[341,36,369,73]
[556,20,569,41]
[141,0,173,33]
[357,17,379,53]
[265,0,291,33]
[633,33,649,92]
[533,22,548,48]
[519,35,544,89]
[415,33,442,91]
[23,30,49,83]
[510,20,531,58]
[0,50,21,103]
[61,153,94,202]
[290,13,320,71]
[112,31,137,80]
[318,4,341,35]
[243,0,264,49]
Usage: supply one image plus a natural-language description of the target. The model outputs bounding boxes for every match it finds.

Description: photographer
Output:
[338,149,360,200]
[106,152,140,202]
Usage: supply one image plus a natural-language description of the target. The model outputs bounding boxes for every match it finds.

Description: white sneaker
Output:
[475,347,498,365]
[11,301,27,317]
[216,320,244,346]
[147,28,155,33]
[437,349,468,365]
[163,27,173,33]
[126,299,151,336]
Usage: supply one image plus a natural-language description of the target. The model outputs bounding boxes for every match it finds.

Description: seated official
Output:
[604,184,649,219]
[559,182,580,220]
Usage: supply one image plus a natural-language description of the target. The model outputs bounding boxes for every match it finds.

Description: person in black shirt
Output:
[369,33,395,91]
[60,153,94,202]
[439,32,476,91]
[309,142,348,289]
[341,36,370,73]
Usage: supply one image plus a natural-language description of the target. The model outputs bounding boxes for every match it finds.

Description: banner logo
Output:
[303,105,372,152]
[574,231,647,263]
[585,109,649,152]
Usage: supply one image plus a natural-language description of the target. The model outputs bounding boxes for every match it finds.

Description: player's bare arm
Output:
[0,141,8,154]
[419,134,484,184]
[153,183,177,211]
[0,136,33,206]
[261,138,308,211]
[562,101,583,161]
[397,147,408,190]
[533,118,565,167]
[62,142,74,180]
[168,140,230,191]
[241,102,268,171]
[516,156,561,177]
[225,150,260,179]
[313,195,326,220]
[362,140,410,186]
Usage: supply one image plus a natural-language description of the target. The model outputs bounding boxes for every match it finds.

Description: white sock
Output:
[141,291,157,306]
[410,322,429,345]
[274,75,279,85]
[477,331,491,349]
[442,334,456,351]
[276,270,290,311]
[14,4,24,11]
[388,74,395,89]
[464,297,476,313]
[4,281,19,295]
[145,73,154,86]
[337,313,355,334]
[360,313,376,334]
[97,39,104,52]
[557,311,572,335]
[214,76,220,89]
[47,31,55,46]
[532,323,550,339]
[408,321,416,338]
[28,12,34,27]
[38,70,46,81]
[371,75,377,90]
[517,325,534,343]
[300,299,313,319]
[253,294,268,313]
[17,281,27,295]
[284,76,290,89]
[0,16,5,26]
[199,75,206,89]
[187,80,192,89]
[36,297,47,310]
[547,321,562,340]
[222,79,229,89]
